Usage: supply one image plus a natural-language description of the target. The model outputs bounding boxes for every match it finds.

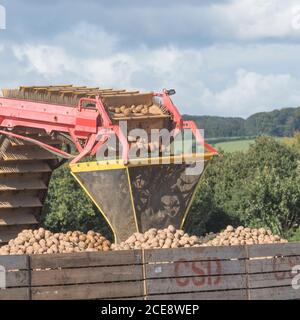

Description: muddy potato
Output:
[34,234,42,241]
[79,235,86,242]
[123,108,131,116]
[166,233,174,240]
[141,107,149,114]
[135,105,144,113]
[45,230,52,238]
[158,233,167,241]
[87,231,95,237]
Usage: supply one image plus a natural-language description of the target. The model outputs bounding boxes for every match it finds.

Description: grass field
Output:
[212,137,286,153]
[213,139,256,152]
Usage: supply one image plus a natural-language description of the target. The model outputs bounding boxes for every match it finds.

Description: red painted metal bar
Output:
[154,90,183,129]
[183,120,218,154]
[154,90,218,156]
[70,134,97,164]
[0,97,98,135]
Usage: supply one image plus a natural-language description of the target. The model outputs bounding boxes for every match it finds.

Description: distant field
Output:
[213,139,256,152]
[212,137,285,153]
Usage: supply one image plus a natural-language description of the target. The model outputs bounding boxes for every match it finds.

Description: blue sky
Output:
[0,0,300,117]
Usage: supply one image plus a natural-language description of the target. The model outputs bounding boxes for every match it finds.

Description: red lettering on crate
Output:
[174,257,223,287]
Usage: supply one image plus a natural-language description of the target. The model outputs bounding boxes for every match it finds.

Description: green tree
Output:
[236,168,300,235]
[186,136,300,236]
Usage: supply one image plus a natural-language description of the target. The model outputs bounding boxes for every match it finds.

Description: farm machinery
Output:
[0,85,217,243]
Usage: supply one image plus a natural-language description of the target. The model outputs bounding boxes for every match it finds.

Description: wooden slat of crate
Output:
[247,243,300,258]
[248,256,300,273]
[110,296,145,300]
[0,255,28,270]
[0,287,30,300]
[145,246,246,263]
[30,250,142,269]
[32,281,144,300]
[248,271,296,289]
[249,286,300,300]
[31,265,143,286]
[147,289,248,300]
[146,274,247,295]
[6,270,29,288]
[146,259,246,279]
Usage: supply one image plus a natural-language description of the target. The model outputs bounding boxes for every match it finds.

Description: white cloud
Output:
[200,69,300,116]
[212,0,300,40]
[13,45,74,77]
[2,21,300,118]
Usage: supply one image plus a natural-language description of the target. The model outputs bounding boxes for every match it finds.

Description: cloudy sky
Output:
[0,0,300,117]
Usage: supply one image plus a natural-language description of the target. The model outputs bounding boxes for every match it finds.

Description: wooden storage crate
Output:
[0,243,299,300]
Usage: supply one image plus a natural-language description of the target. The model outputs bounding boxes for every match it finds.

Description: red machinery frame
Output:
[0,90,217,164]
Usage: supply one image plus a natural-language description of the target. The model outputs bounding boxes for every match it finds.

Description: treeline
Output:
[184,106,300,138]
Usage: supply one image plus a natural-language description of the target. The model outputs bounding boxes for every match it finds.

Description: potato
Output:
[45,230,52,238]
[87,230,95,237]
[123,108,131,116]
[34,234,42,241]
[158,233,167,241]
[167,232,175,240]
[79,235,86,242]
[179,238,188,246]
[141,107,149,114]
[103,245,110,252]
[78,241,85,249]
[226,225,234,232]
[165,238,173,247]
[135,105,144,113]
[176,230,185,237]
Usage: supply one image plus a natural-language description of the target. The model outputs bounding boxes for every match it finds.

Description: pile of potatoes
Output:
[0,228,111,255]
[111,225,202,250]
[0,225,289,255]
[202,225,288,246]
[109,104,163,117]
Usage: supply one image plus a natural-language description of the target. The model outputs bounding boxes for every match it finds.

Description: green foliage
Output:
[41,165,113,240]
[288,227,300,242]
[186,136,300,237]
[184,107,300,138]
[236,169,300,235]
